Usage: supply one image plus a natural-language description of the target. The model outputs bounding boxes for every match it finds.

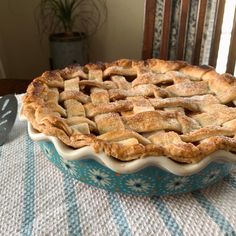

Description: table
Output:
[0,79,32,96]
[0,95,236,236]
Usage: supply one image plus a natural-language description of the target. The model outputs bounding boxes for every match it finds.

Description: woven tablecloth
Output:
[0,95,236,236]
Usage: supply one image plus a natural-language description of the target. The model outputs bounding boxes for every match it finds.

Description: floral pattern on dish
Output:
[202,169,221,185]
[88,168,111,187]
[125,178,154,193]
[39,141,233,196]
[42,143,54,159]
[57,157,79,177]
[166,177,189,192]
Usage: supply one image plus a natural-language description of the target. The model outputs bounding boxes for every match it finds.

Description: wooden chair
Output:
[143,0,236,74]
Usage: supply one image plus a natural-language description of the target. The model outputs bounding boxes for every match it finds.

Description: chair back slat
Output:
[142,0,157,60]
[160,0,172,59]
[143,0,235,75]
[176,0,190,60]
[209,0,226,67]
[192,0,208,65]
[226,7,236,74]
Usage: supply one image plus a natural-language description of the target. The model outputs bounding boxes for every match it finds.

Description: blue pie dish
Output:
[27,122,236,196]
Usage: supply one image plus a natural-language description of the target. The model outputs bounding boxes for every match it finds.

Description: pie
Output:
[22,59,236,163]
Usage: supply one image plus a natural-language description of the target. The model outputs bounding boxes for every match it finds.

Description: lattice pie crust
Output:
[22,59,236,163]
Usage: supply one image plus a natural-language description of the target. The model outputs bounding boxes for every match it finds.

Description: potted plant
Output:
[36,0,107,69]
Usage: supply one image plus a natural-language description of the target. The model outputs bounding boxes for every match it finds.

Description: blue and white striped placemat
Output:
[0,96,235,236]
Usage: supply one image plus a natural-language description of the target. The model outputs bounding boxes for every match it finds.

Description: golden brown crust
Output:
[22,58,236,163]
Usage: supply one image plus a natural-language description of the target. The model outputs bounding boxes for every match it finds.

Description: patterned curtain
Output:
[152,0,218,65]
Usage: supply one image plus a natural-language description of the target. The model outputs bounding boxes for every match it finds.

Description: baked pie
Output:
[22,59,236,163]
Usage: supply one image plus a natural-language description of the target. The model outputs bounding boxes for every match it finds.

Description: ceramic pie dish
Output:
[21,59,236,195]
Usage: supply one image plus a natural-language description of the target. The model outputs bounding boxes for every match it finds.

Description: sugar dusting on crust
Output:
[22,58,236,163]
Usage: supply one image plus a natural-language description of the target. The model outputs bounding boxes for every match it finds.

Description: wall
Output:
[0,0,49,79]
[89,0,145,63]
[0,0,145,79]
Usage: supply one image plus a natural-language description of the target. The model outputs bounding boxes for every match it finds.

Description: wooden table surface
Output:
[0,79,32,96]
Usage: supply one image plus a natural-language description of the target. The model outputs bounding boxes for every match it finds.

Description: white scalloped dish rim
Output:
[20,114,236,176]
